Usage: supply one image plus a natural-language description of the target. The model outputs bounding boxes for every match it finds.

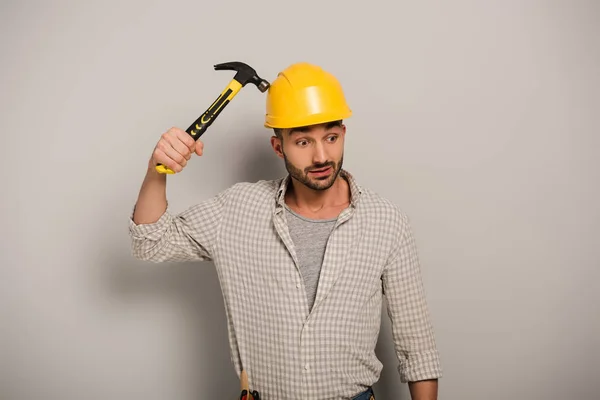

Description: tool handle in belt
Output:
[239,390,260,400]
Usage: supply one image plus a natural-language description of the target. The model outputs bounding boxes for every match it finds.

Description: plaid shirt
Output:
[129,169,442,399]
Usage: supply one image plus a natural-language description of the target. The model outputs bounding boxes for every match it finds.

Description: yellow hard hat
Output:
[264,62,352,129]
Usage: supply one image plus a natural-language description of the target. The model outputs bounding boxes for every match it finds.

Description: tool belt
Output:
[238,387,374,399]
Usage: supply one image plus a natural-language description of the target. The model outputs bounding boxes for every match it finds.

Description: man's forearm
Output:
[132,162,168,225]
[408,379,438,400]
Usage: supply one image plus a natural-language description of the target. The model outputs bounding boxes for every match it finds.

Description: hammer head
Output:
[214,61,270,92]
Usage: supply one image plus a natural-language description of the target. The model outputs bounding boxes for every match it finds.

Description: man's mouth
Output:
[308,166,332,176]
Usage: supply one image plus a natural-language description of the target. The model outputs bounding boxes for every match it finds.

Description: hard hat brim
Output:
[264,109,352,129]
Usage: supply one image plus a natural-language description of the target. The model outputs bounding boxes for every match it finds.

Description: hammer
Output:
[155,61,270,174]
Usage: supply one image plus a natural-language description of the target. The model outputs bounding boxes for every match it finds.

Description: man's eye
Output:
[327,135,338,142]
[297,140,308,146]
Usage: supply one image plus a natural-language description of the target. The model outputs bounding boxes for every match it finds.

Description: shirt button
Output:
[304,363,310,371]
[296,283,301,289]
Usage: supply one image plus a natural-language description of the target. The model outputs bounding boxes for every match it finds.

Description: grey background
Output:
[2,1,599,399]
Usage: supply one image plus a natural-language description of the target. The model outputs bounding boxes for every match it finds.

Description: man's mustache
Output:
[305,161,335,172]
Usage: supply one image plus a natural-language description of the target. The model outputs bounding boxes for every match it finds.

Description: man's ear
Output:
[270,136,284,159]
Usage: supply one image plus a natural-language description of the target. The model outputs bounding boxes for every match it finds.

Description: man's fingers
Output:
[156,139,187,169]
[152,127,204,173]
[152,147,183,173]
[165,133,191,160]
[195,140,204,156]
[172,127,196,150]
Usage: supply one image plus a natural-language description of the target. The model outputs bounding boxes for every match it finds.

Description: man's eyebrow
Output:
[289,126,311,135]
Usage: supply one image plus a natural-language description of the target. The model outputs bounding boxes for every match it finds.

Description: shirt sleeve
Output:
[128,186,232,263]
[381,213,443,383]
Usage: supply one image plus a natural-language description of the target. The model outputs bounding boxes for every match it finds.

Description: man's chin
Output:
[304,176,337,190]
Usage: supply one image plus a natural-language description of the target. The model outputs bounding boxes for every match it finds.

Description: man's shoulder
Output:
[357,186,410,227]
[220,177,282,204]
[228,177,282,194]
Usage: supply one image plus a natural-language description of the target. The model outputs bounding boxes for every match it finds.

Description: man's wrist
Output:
[408,379,438,400]
[145,159,165,180]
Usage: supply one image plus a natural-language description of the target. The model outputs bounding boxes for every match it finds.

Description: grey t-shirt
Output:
[285,205,337,311]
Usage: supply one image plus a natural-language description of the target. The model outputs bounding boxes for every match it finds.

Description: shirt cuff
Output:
[398,350,443,383]
[128,206,173,241]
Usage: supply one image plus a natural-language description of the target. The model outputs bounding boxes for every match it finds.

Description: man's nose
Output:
[312,142,327,164]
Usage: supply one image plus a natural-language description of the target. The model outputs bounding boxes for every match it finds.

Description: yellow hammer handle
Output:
[155,79,243,174]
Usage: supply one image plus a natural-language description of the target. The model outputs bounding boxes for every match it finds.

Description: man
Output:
[129,62,442,399]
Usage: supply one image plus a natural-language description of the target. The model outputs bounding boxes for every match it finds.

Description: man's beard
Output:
[283,151,344,191]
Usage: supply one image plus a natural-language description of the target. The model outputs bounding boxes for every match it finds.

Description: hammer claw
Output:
[214,61,245,71]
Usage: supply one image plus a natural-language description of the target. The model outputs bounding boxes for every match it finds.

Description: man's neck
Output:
[285,175,350,216]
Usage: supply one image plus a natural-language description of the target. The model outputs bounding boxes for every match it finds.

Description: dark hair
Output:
[274,120,343,139]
